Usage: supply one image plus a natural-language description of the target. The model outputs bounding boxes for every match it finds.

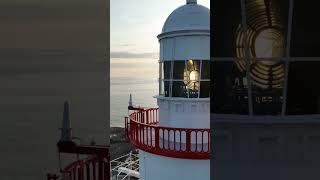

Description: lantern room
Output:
[158,0,210,99]
[159,59,210,98]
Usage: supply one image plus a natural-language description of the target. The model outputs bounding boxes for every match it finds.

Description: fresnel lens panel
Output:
[235,0,287,115]
[185,60,200,97]
[160,59,209,98]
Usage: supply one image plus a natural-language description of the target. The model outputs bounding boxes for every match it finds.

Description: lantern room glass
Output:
[159,60,210,98]
[212,0,320,116]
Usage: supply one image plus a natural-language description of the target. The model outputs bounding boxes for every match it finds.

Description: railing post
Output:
[104,157,110,180]
[155,127,159,150]
[135,123,139,142]
[78,163,84,180]
[86,163,90,180]
[141,110,144,123]
[156,109,158,123]
[72,167,76,180]
[92,161,96,180]
[68,171,72,180]
[125,117,128,138]
[135,113,137,122]
[142,123,145,145]
[208,129,211,152]
[132,121,135,141]
[130,119,133,141]
[146,110,149,124]
[186,130,191,152]
[98,159,103,180]
[156,109,159,123]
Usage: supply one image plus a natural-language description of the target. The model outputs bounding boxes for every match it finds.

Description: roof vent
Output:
[187,0,197,4]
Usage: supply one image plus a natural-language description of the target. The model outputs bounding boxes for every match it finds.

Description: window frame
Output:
[159,59,211,98]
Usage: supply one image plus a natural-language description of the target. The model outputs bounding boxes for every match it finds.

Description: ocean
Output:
[110,58,159,127]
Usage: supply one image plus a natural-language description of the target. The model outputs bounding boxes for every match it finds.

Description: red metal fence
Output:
[47,155,109,180]
[125,108,210,159]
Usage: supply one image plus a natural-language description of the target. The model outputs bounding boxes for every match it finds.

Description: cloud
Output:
[110,51,158,59]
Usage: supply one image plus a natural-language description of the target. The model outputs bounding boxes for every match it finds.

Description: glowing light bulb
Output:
[189,70,199,82]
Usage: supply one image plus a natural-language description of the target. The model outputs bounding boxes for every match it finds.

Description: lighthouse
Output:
[125,0,210,179]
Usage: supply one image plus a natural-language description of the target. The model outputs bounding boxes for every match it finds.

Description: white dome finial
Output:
[187,0,197,4]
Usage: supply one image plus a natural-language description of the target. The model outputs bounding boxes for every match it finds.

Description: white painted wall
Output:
[159,34,210,61]
[139,150,210,180]
[157,98,210,129]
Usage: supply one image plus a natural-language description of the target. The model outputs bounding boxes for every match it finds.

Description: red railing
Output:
[125,108,210,159]
[47,155,109,180]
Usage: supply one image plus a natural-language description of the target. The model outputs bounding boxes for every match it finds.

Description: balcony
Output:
[125,108,210,159]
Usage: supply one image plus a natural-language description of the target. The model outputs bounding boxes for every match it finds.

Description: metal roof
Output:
[161,2,209,33]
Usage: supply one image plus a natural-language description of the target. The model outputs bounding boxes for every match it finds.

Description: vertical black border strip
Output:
[106,0,110,146]
[210,1,213,179]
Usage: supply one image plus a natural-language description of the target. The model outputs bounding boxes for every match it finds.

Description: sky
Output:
[110,0,210,58]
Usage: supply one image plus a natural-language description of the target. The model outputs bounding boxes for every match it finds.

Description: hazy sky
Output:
[110,0,210,58]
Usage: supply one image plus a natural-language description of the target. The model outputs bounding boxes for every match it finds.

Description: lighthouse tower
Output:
[125,0,210,180]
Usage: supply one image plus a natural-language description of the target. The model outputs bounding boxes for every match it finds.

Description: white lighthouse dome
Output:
[161,1,209,33]
[158,0,210,61]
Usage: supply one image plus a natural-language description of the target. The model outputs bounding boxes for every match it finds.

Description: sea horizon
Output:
[110,57,158,127]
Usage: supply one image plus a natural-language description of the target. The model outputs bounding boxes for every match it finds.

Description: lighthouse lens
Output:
[254,28,284,58]
[190,70,199,81]
[159,60,209,98]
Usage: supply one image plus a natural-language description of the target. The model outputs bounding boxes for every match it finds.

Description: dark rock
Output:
[110,127,135,160]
